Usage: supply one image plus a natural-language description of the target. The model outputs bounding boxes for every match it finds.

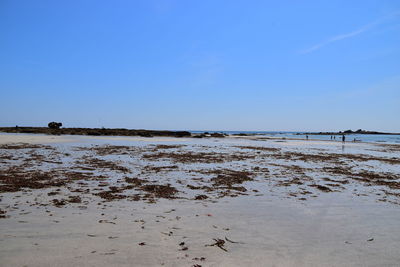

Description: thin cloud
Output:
[301,12,400,54]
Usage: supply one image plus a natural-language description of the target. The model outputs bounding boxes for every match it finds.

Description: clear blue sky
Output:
[1,0,399,132]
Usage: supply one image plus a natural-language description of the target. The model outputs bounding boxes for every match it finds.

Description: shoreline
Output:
[2,127,399,138]
[2,131,398,147]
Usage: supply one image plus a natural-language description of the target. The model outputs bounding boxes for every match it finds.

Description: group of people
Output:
[330,135,346,142]
[306,134,346,143]
[305,135,346,142]
[304,134,359,143]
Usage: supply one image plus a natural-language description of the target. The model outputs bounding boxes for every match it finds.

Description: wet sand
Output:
[0,134,399,266]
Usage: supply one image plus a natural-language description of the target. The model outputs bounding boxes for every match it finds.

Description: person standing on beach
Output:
[306,135,309,140]
[342,135,345,142]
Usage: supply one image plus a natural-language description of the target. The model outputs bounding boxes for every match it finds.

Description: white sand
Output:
[0,133,191,145]
[1,193,399,266]
[0,134,399,266]
[0,133,75,144]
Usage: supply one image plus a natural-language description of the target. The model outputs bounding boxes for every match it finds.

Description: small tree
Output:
[48,122,62,129]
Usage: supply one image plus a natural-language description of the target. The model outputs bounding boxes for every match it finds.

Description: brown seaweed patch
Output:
[372,143,400,153]
[141,184,178,199]
[323,167,400,190]
[0,167,106,194]
[95,190,127,201]
[0,168,66,193]
[0,209,8,219]
[276,177,304,187]
[125,177,146,186]
[143,151,254,163]
[143,165,179,173]
[0,154,15,161]
[78,157,131,173]
[187,184,213,191]
[234,146,281,152]
[152,144,185,150]
[322,177,349,184]
[309,184,333,192]
[194,194,208,200]
[52,199,67,207]
[271,151,400,165]
[94,185,133,201]
[92,145,139,156]
[68,195,82,203]
[210,170,253,191]
[0,143,54,150]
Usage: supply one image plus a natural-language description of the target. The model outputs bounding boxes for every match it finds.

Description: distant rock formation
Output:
[0,126,191,138]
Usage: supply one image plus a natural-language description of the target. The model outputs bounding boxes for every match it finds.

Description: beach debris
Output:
[164,209,176,213]
[0,209,8,218]
[68,195,82,203]
[101,252,115,255]
[225,236,244,244]
[205,238,227,252]
[194,194,208,200]
[192,257,206,261]
[179,241,188,251]
[161,231,173,236]
[98,219,116,224]
[367,238,374,242]
[310,184,332,192]
[52,199,67,207]
[138,242,146,246]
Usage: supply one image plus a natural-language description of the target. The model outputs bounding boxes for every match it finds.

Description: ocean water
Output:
[190,131,400,144]
[1,131,399,144]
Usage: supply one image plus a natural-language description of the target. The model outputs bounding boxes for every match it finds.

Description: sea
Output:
[190,131,400,144]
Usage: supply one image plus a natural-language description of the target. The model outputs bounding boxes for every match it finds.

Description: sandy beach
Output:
[1,133,399,266]
[3,0,400,265]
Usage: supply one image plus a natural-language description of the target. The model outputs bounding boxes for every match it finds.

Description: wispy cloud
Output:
[301,12,400,54]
